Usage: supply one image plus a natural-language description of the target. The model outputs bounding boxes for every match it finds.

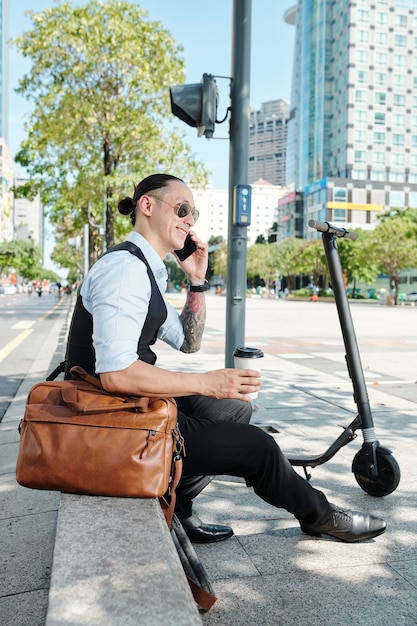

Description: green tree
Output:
[299,239,327,286]
[369,211,417,304]
[212,242,228,278]
[275,237,307,291]
[247,243,280,295]
[12,0,208,269]
[0,240,43,281]
[337,229,379,297]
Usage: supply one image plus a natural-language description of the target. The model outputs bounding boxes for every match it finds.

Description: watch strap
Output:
[188,279,210,292]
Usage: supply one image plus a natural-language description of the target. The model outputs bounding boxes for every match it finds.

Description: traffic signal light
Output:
[170,73,218,139]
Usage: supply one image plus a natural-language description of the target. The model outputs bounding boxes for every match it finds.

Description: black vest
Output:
[65,241,167,378]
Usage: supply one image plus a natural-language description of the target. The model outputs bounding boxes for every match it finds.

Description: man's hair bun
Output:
[118,196,135,215]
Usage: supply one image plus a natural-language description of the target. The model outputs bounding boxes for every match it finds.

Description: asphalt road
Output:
[0,292,71,422]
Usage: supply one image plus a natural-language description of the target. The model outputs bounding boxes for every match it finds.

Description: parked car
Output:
[404,291,417,302]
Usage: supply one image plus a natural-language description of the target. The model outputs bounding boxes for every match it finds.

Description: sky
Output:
[8,0,296,190]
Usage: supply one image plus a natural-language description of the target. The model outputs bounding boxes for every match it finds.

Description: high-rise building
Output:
[13,178,43,248]
[0,0,8,142]
[284,0,417,237]
[0,138,13,242]
[249,99,289,186]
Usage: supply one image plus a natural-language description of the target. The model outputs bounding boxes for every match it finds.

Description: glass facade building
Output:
[285,0,417,236]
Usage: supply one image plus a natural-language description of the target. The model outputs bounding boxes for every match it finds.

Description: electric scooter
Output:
[287,219,401,497]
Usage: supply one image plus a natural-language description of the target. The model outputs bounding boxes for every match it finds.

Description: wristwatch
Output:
[188,279,210,292]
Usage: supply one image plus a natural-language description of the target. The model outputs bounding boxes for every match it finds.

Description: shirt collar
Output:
[126,231,168,281]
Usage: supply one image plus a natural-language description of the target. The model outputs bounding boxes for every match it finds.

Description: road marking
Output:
[0,328,33,363]
[0,299,66,363]
[11,321,36,330]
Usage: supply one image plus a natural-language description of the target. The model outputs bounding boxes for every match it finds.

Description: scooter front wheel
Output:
[352,447,400,497]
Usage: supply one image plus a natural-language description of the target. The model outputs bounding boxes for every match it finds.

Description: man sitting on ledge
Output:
[65,173,386,545]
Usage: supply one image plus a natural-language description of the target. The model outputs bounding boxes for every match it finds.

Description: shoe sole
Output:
[301,525,387,543]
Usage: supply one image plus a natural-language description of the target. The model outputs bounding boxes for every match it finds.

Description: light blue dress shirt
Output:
[80,231,185,373]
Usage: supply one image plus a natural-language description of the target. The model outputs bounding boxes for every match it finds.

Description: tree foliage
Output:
[275,237,307,291]
[212,242,228,278]
[299,239,327,285]
[12,0,209,269]
[247,243,280,293]
[337,229,379,296]
[368,210,417,304]
[0,240,43,280]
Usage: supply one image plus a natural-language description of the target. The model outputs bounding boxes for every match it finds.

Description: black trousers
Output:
[174,396,252,519]
[174,397,331,525]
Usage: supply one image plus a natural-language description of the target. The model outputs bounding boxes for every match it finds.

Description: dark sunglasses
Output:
[150,195,199,223]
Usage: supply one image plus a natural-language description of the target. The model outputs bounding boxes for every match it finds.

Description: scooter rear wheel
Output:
[352,448,401,497]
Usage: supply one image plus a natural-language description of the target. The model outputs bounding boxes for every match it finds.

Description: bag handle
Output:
[60,385,147,415]
[69,365,104,387]
[60,366,151,414]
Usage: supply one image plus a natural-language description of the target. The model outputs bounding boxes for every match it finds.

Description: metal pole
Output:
[225,0,252,367]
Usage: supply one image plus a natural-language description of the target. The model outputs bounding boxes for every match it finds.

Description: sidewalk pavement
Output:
[1,294,417,625]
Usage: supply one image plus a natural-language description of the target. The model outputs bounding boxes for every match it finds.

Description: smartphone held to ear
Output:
[175,234,198,261]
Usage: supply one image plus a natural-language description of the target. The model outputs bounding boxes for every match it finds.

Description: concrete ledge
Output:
[46,494,202,626]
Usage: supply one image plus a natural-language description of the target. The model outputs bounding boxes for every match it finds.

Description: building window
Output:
[352,169,367,180]
[374,131,385,144]
[376,12,388,25]
[354,130,367,143]
[356,70,368,83]
[355,90,368,103]
[393,54,407,68]
[376,52,388,65]
[355,110,368,124]
[333,188,347,202]
[389,172,405,182]
[412,135,417,147]
[392,133,405,146]
[391,153,404,166]
[393,94,406,107]
[394,34,407,47]
[354,150,367,163]
[357,50,369,63]
[392,113,405,126]
[375,92,386,106]
[371,170,386,181]
[357,9,369,22]
[412,115,417,128]
[372,151,385,165]
[334,209,347,222]
[375,32,388,45]
[389,190,405,207]
[409,173,417,183]
[357,30,369,43]
[374,111,386,124]
[410,154,417,166]
[409,191,417,208]
[375,72,387,86]
[396,14,408,27]
[393,75,406,88]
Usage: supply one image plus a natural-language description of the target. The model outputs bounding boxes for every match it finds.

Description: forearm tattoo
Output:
[180,292,206,353]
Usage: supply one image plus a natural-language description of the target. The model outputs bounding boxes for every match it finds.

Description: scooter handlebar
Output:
[308,219,358,241]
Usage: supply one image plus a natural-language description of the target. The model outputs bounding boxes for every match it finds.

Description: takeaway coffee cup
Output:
[233,346,264,399]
